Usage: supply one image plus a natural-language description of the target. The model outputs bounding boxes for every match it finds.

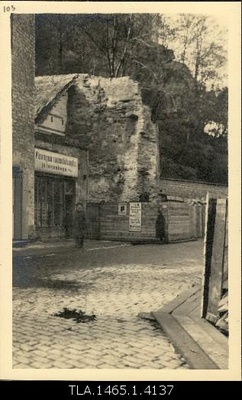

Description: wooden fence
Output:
[167,202,204,242]
[86,200,205,243]
[201,193,228,322]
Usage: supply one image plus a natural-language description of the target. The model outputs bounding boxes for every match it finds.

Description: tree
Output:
[35,13,228,185]
[36,14,166,79]
[78,14,137,78]
[200,87,228,137]
[35,14,77,75]
[158,14,228,89]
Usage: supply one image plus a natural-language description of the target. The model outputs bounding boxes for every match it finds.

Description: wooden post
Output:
[201,193,228,322]
[201,192,211,317]
[205,199,227,322]
[196,206,203,238]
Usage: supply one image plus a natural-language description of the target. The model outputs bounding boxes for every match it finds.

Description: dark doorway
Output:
[13,167,23,240]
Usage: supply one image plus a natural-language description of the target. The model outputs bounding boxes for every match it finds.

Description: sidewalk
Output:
[13,239,129,256]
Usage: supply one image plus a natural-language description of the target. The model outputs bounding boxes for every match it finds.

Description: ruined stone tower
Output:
[66,74,160,202]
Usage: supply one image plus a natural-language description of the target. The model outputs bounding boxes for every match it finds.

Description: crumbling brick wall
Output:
[12,14,35,238]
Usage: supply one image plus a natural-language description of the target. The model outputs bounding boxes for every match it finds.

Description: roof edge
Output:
[35,74,79,121]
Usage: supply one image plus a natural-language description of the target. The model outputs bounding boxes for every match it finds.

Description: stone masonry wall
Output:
[66,75,159,203]
[159,178,228,200]
[12,14,35,238]
[137,105,160,201]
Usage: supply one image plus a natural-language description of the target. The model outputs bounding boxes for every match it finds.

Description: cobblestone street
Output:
[13,240,203,369]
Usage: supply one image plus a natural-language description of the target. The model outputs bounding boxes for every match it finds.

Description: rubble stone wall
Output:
[159,178,228,200]
[66,75,160,202]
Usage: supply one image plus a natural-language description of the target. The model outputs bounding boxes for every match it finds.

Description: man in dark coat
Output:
[73,202,87,248]
[155,209,166,244]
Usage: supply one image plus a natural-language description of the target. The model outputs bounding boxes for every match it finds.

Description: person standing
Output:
[73,202,87,249]
[155,209,166,244]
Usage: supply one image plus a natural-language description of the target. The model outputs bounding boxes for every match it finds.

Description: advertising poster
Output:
[129,202,142,231]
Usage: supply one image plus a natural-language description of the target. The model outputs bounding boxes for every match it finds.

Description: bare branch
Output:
[105,20,113,77]
[133,37,156,48]
[132,59,159,82]
[111,16,118,76]
[114,18,132,77]
[79,25,107,57]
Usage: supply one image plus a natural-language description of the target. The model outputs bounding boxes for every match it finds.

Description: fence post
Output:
[201,193,228,321]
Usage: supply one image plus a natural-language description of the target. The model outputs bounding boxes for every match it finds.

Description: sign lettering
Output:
[129,202,142,231]
[35,148,78,177]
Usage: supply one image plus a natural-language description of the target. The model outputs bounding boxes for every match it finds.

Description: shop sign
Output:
[129,202,141,231]
[35,148,78,177]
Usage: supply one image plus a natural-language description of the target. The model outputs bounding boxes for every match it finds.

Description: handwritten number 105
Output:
[3,5,16,12]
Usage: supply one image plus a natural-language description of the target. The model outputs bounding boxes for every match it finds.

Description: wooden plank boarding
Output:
[152,281,228,368]
[206,198,227,322]
[172,288,201,316]
[201,192,215,318]
[175,315,228,369]
[223,202,228,285]
[156,285,200,314]
[188,303,201,319]
[196,206,203,238]
[152,311,218,369]
[201,194,228,321]
[193,317,228,351]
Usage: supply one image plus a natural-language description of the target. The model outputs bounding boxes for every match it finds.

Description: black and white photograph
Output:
[0,1,241,382]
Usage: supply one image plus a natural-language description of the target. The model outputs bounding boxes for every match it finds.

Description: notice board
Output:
[129,202,142,232]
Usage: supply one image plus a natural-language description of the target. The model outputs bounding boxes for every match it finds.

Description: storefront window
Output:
[53,179,64,226]
[47,179,53,226]
[35,174,74,229]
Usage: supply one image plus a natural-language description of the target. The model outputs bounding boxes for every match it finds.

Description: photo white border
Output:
[0,1,241,381]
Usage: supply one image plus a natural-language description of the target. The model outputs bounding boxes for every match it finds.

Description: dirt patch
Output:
[54,308,96,323]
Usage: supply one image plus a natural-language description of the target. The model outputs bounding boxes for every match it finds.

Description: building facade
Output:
[11,17,89,241]
[34,75,88,239]
[12,14,35,240]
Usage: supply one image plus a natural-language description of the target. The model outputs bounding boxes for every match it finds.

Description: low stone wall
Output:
[159,178,228,200]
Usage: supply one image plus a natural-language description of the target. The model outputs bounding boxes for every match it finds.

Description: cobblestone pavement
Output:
[13,240,203,369]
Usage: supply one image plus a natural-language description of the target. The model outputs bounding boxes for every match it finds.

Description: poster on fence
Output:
[129,202,142,231]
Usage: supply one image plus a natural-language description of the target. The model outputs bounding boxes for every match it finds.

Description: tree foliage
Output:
[36,14,168,78]
[158,14,228,89]
[156,83,228,184]
[35,13,228,185]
